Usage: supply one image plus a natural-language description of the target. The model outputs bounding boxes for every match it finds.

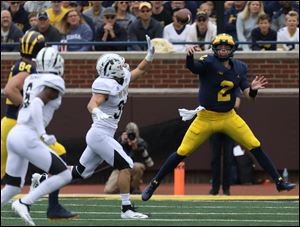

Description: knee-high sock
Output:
[48,190,59,209]
[21,170,72,205]
[251,147,281,182]
[154,152,185,183]
[1,185,21,208]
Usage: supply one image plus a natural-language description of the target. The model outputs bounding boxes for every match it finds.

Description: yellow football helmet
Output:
[20,31,46,59]
[211,33,237,61]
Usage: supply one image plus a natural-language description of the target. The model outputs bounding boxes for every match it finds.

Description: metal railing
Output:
[1,41,299,48]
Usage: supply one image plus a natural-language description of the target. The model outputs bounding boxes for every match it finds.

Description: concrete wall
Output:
[1,51,299,89]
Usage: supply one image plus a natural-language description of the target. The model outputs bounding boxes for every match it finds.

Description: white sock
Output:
[120,193,131,206]
[1,185,21,208]
[21,170,72,205]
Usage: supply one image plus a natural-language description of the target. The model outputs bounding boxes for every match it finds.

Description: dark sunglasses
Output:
[197,18,207,22]
[105,15,116,19]
[141,10,151,13]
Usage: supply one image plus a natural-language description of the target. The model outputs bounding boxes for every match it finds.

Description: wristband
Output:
[249,87,258,98]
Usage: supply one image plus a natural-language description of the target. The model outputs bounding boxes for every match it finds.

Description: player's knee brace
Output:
[48,153,68,175]
[4,174,22,187]
[113,151,132,170]
[71,163,85,180]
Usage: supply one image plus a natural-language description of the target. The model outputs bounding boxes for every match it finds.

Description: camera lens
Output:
[127,132,136,140]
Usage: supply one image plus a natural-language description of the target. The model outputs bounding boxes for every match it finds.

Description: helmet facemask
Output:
[211,33,237,62]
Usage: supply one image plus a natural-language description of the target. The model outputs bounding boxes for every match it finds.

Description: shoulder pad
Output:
[43,74,65,94]
[92,77,115,95]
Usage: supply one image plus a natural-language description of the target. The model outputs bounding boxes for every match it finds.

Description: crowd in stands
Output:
[1,1,299,52]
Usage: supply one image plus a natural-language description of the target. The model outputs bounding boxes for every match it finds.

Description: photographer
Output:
[104,122,154,194]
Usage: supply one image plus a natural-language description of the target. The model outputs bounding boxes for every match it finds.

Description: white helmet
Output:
[96,53,126,80]
[36,47,64,76]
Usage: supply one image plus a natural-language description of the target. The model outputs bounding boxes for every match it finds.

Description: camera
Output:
[127,131,136,141]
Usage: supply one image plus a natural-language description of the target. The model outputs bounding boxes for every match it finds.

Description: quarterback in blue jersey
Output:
[142,33,295,201]
[1,31,77,220]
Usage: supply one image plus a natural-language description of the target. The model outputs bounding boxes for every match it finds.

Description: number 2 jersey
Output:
[186,54,250,112]
[91,68,131,133]
[5,58,37,119]
[17,73,65,133]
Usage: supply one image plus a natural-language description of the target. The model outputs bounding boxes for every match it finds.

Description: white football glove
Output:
[145,35,155,62]
[41,134,57,145]
[92,108,111,121]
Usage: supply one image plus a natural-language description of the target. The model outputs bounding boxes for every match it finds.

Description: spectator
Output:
[69,1,96,42]
[83,1,106,28]
[130,1,141,17]
[23,1,51,13]
[31,11,62,46]
[94,7,127,51]
[104,122,154,194]
[198,1,217,25]
[224,1,246,41]
[1,1,9,11]
[236,1,265,51]
[60,9,93,51]
[28,12,38,30]
[114,1,136,30]
[251,14,277,51]
[1,10,23,52]
[61,1,70,10]
[164,1,198,20]
[163,9,191,52]
[128,2,163,51]
[151,1,173,27]
[277,11,299,51]
[185,11,217,51]
[170,1,186,15]
[271,1,299,31]
[224,1,234,11]
[8,1,30,33]
[46,1,69,30]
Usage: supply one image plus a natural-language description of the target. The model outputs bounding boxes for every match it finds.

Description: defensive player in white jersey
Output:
[1,47,73,226]
[71,35,155,219]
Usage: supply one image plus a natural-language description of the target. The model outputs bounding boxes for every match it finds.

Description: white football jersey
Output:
[91,68,131,132]
[17,73,65,129]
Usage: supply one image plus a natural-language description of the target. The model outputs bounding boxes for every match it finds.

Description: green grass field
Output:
[1,197,299,226]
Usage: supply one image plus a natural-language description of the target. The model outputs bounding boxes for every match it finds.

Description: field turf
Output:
[1,196,299,226]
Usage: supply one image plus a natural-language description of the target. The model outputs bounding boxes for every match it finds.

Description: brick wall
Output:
[1,52,299,89]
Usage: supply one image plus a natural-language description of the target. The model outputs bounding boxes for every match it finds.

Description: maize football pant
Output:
[177,109,261,156]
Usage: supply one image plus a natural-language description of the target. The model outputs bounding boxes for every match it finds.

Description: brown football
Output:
[175,8,192,25]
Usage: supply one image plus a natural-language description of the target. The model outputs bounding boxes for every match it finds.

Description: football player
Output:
[71,35,155,219]
[1,47,74,226]
[1,31,76,219]
[142,33,296,201]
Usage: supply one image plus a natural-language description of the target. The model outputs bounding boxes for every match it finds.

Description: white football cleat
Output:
[30,173,48,192]
[12,199,35,226]
[121,209,148,219]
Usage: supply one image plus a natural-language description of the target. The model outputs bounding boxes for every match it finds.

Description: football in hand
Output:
[175,8,192,25]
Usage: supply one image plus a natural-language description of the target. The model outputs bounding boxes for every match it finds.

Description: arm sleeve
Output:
[185,55,206,75]
[30,97,46,136]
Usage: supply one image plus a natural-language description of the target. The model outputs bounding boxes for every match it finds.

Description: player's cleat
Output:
[12,199,35,226]
[208,188,219,195]
[47,204,79,220]
[121,205,148,219]
[141,179,159,201]
[30,173,48,192]
[276,180,296,192]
